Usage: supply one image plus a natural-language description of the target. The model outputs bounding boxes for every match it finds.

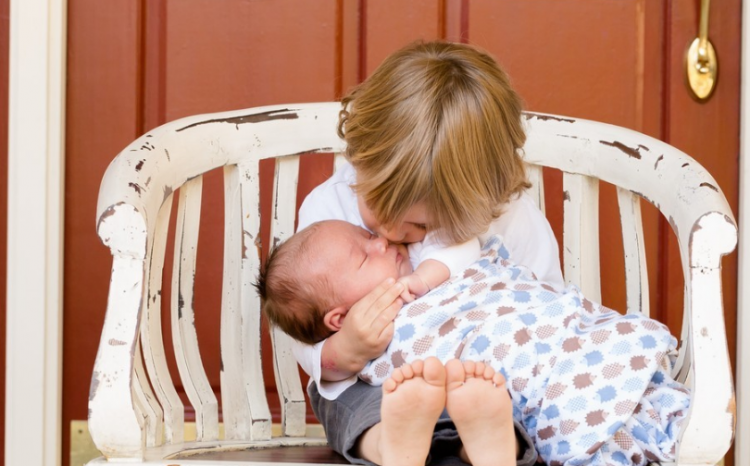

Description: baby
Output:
[258,219,692,466]
[259,219,460,345]
[258,219,517,466]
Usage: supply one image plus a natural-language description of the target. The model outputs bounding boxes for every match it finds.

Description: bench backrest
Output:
[90,103,736,464]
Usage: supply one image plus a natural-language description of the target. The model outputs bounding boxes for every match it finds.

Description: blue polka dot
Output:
[535,342,552,354]
[542,404,559,419]
[566,396,588,412]
[640,335,657,349]
[512,352,532,370]
[459,301,477,312]
[597,385,617,402]
[513,290,531,302]
[470,335,490,354]
[557,440,570,455]
[631,425,650,443]
[584,351,604,366]
[519,313,537,325]
[611,452,629,465]
[396,324,415,341]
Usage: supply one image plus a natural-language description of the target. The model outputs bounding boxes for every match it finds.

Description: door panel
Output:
[62,2,741,466]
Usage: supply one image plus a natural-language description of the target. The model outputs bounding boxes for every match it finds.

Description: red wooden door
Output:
[62,1,740,466]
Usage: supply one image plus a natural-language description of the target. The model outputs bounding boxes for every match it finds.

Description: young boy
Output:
[258,220,690,466]
[289,40,562,466]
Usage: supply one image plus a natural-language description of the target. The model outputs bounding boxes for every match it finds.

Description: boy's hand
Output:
[320,278,404,381]
[397,273,431,302]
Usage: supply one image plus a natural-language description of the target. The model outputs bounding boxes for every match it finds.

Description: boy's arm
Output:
[319,278,405,381]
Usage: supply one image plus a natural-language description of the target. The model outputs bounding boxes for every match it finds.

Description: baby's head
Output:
[256,220,412,345]
[339,40,530,245]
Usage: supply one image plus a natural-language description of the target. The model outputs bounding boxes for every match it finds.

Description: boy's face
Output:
[357,197,429,244]
[310,221,412,309]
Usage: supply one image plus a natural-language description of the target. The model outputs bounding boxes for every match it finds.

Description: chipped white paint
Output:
[89,105,736,465]
[525,164,546,213]
[140,195,184,444]
[172,176,220,441]
[269,156,307,437]
[132,342,163,447]
[617,187,650,316]
[562,173,601,303]
[220,164,258,440]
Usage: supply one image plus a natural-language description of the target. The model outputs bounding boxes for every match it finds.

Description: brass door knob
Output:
[686,0,718,101]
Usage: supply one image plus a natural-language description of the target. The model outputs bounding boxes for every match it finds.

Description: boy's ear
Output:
[323,306,348,332]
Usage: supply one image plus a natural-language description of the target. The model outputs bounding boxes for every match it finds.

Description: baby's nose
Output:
[367,236,389,254]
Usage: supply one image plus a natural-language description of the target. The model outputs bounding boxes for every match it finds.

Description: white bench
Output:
[88,103,736,465]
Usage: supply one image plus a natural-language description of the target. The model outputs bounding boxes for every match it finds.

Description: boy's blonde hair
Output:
[255,224,336,345]
[339,41,530,244]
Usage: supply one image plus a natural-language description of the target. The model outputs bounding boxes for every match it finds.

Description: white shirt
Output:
[293,161,563,399]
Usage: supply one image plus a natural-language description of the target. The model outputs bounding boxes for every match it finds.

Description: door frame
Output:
[737,2,750,464]
[5,1,66,466]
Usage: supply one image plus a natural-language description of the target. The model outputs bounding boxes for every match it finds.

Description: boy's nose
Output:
[376,226,405,243]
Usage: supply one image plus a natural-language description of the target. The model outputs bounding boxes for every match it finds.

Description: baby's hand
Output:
[397,273,431,303]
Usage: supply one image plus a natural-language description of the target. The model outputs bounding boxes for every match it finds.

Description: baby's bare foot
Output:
[445,360,515,466]
[380,358,446,466]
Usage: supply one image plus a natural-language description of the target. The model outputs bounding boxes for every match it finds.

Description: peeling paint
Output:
[600,140,642,159]
[145,176,152,187]
[163,185,173,203]
[165,148,171,161]
[272,236,282,250]
[97,202,127,234]
[524,113,575,123]
[668,216,679,236]
[563,190,570,201]
[558,134,579,139]
[700,182,719,192]
[728,396,737,417]
[128,182,144,195]
[681,163,689,168]
[700,327,708,337]
[178,292,185,319]
[637,145,649,152]
[135,159,145,171]
[176,108,300,132]
[109,338,127,346]
[89,371,101,401]
[654,155,664,170]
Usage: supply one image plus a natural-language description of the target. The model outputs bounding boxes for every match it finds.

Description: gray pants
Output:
[308,380,538,466]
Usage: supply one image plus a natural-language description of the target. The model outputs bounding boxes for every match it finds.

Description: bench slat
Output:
[269,156,307,437]
[616,187,650,316]
[133,341,163,446]
[237,160,273,440]
[563,173,601,302]
[220,165,258,440]
[171,176,220,441]
[140,196,184,444]
[526,164,545,214]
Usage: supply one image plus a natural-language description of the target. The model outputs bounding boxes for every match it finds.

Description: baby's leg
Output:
[358,358,446,466]
[445,359,516,466]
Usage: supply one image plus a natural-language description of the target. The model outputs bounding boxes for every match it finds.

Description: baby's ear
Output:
[323,306,348,332]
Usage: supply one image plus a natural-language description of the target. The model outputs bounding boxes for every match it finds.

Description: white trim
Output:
[737,1,750,464]
[6,1,66,466]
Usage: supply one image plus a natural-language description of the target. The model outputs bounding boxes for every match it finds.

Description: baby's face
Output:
[309,221,413,309]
